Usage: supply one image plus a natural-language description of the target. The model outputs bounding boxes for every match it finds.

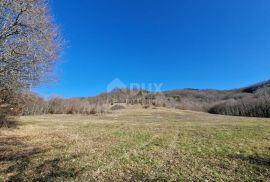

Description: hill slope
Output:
[25,80,270,117]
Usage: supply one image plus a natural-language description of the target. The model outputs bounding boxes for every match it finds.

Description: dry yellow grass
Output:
[0,106,270,181]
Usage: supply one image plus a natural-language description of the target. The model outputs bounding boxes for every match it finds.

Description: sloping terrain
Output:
[23,80,270,117]
[1,106,269,181]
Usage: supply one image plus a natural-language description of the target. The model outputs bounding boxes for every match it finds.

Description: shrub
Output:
[143,105,150,109]
[111,105,126,111]
[89,108,97,115]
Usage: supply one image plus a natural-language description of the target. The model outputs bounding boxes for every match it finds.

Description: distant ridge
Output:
[24,79,270,118]
[241,80,270,93]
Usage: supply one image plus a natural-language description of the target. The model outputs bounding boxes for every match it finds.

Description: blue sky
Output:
[34,0,270,98]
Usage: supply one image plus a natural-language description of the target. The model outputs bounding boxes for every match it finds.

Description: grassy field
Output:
[0,106,270,181]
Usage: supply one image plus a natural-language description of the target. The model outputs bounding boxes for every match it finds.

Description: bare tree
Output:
[0,0,60,126]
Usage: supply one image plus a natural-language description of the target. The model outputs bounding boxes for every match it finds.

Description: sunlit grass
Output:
[0,106,269,181]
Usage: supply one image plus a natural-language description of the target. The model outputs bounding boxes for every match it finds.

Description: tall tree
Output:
[0,0,60,126]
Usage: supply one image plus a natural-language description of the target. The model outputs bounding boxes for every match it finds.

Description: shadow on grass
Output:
[0,136,82,181]
[231,153,270,167]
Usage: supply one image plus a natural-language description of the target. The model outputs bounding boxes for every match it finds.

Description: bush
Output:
[111,105,126,111]
[143,105,150,109]
[67,106,76,114]
[89,108,97,115]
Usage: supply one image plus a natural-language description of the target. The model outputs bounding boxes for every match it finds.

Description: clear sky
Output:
[34,0,270,98]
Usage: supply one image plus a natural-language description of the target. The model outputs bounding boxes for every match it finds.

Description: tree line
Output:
[21,84,270,118]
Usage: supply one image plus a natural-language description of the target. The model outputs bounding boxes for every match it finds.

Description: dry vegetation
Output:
[0,0,60,126]
[0,106,269,181]
[1,1,268,181]
[21,80,270,118]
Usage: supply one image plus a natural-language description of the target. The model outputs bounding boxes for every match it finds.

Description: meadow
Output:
[0,106,269,181]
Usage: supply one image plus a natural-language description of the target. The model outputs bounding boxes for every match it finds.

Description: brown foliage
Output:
[21,81,270,118]
[209,97,270,117]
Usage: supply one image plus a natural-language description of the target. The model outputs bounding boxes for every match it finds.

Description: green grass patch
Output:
[0,108,269,181]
